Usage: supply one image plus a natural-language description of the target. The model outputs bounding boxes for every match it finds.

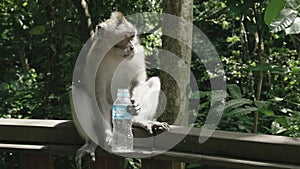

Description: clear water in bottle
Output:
[112,89,133,153]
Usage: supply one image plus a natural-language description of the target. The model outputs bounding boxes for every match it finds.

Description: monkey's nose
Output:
[129,44,134,50]
[126,32,135,39]
[130,98,135,104]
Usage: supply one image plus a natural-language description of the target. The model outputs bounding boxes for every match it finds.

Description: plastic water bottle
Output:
[112,88,133,153]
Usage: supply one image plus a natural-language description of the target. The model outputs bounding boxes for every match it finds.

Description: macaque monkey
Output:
[73,12,169,168]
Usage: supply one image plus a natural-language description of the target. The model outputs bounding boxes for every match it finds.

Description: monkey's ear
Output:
[111,11,124,22]
[96,25,102,31]
[95,24,104,38]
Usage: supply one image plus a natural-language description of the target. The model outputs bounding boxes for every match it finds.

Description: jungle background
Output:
[0,0,299,168]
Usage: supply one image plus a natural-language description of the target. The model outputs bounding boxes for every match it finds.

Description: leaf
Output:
[292,66,300,74]
[198,102,209,111]
[269,66,287,74]
[225,98,253,112]
[225,106,258,117]
[188,90,209,99]
[211,90,227,102]
[264,0,286,25]
[286,0,300,9]
[227,84,242,99]
[270,8,298,33]
[275,117,288,127]
[22,1,28,7]
[249,64,271,71]
[274,97,284,102]
[260,108,275,117]
[271,121,287,134]
[29,25,45,35]
[238,124,246,130]
[285,17,300,34]
[254,100,270,109]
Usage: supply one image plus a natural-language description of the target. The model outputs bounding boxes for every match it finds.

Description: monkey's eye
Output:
[126,32,135,40]
[129,34,135,40]
[96,25,102,31]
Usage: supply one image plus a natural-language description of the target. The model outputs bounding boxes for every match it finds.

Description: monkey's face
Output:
[95,12,137,58]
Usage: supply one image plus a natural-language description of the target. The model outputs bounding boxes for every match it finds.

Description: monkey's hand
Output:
[128,100,141,116]
[126,101,141,116]
[133,120,171,134]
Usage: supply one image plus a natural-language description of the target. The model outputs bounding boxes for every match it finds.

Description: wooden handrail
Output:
[0,119,300,169]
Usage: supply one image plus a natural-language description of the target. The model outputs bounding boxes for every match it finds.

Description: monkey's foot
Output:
[76,141,97,169]
[133,120,171,134]
[105,129,113,147]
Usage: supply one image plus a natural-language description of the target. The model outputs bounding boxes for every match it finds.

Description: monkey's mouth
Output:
[114,40,134,58]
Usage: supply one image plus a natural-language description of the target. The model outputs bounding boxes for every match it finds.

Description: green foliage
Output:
[0,0,300,168]
[227,84,242,99]
[264,0,285,25]
[270,8,298,33]
[0,153,19,169]
[125,158,141,169]
[224,99,256,117]
[29,25,46,35]
[0,69,41,118]
[265,0,300,34]
[266,111,300,137]
[0,0,160,168]
[0,0,81,119]
[186,163,203,169]
[218,85,267,133]
[285,17,300,34]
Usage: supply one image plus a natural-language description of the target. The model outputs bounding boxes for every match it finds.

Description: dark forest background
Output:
[0,0,299,168]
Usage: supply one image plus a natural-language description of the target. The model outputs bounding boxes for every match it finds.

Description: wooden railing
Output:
[0,119,300,169]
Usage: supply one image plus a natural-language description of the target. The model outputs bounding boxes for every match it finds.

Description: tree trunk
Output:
[72,0,92,41]
[253,3,266,134]
[147,0,193,169]
[159,0,193,126]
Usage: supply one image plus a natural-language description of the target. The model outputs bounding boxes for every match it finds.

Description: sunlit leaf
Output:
[22,1,28,7]
[292,66,300,73]
[271,122,287,134]
[264,0,286,25]
[274,97,284,102]
[270,8,298,33]
[286,0,300,9]
[285,17,300,34]
[260,108,275,117]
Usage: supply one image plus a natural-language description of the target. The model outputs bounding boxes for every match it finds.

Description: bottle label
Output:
[112,104,132,119]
